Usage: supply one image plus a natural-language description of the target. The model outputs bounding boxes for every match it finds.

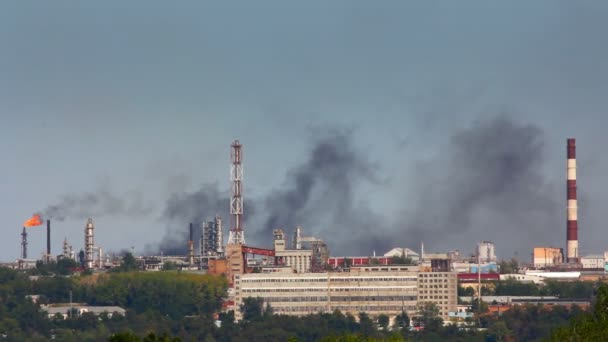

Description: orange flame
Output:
[23,214,43,228]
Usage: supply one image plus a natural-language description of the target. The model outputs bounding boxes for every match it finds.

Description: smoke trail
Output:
[404,115,561,254]
[42,187,154,221]
[258,131,387,255]
[148,183,257,255]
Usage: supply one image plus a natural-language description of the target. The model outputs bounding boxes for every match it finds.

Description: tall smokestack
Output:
[567,138,579,263]
[188,223,194,265]
[21,227,27,259]
[47,220,51,256]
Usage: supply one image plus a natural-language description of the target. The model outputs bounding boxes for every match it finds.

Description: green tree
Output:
[498,258,519,274]
[109,331,141,342]
[119,253,138,272]
[377,314,389,330]
[412,303,443,331]
[488,321,511,342]
[240,297,264,322]
[162,261,177,271]
[548,284,608,341]
[393,310,410,330]
[358,312,375,338]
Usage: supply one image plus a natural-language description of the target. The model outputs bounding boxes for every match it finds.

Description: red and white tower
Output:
[227,140,245,245]
[566,138,579,263]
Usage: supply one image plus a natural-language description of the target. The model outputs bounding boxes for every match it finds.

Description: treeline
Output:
[0,266,226,341]
[0,262,604,341]
[458,279,596,298]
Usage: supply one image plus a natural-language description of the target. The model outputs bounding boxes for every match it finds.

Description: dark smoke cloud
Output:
[42,188,154,222]
[148,184,256,255]
[148,115,561,258]
[404,115,561,256]
[257,130,387,255]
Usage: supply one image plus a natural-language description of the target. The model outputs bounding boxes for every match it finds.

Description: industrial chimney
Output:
[567,138,579,263]
[47,220,51,257]
[188,223,195,265]
[21,227,28,259]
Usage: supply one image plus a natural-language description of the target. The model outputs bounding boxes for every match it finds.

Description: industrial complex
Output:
[8,138,608,323]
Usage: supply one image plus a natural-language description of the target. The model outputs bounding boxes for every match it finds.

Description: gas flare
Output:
[23,214,43,228]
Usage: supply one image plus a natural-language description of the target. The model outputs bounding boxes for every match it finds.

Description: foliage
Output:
[393,310,410,330]
[240,297,264,322]
[390,251,415,265]
[547,283,608,341]
[32,258,80,276]
[0,266,601,341]
[115,253,139,272]
[498,258,519,274]
[83,271,227,318]
[162,261,177,271]
[377,314,389,330]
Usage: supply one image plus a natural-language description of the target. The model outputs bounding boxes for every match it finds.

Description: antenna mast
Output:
[227,140,245,245]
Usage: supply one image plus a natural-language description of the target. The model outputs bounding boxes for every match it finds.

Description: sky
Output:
[1,1,608,262]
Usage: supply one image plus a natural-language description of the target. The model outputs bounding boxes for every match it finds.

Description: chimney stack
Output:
[188,223,194,265]
[21,227,28,259]
[47,220,51,256]
[567,138,579,263]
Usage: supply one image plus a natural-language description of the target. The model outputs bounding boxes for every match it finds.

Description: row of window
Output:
[419,279,449,283]
[261,296,417,303]
[272,305,417,313]
[420,296,450,300]
[240,277,418,283]
[240,287,417,293]
[419,284,450,289]
[419,273,453,278]
[330,277,417,282]
[419,290,450,294]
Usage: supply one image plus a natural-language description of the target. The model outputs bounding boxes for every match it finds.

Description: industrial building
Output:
[477,241,496,263]
[532,247,564,268]
[233,265,457,322]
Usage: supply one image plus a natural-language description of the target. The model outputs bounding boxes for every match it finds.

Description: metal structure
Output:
[292,226,302,250]
[228,140,245,245]
[566,138,579,263]
[63,238,70,258]
[290,226,329,271]
[84,218,95,269]
[215,216,224,254]
[188,223,195,265]
[201,216,224,257]
[21,227,27,259]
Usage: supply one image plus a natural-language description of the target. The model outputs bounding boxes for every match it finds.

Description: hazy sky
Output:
[2,1,608,261]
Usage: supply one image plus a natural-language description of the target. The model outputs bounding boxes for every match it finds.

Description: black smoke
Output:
[404,115,561,256]
[42,188,153,221]
[257,131,387,255]
[148,183,256,255]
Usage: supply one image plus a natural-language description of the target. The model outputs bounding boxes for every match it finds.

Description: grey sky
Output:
[1,1,607,261]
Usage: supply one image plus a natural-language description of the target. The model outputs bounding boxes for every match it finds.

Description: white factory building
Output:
[233,265,458,322]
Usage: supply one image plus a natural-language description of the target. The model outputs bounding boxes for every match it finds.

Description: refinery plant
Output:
[8,137,608,322]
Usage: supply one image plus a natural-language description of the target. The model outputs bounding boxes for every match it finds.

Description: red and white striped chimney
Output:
[567,138,578,262]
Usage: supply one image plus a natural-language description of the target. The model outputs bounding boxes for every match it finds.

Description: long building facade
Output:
[233,265,457,321]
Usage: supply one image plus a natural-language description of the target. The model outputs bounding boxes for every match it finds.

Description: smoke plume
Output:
[149,183,256,255]
[404,115,561,255]
[42,187,153,222]
[258,131,387,255]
